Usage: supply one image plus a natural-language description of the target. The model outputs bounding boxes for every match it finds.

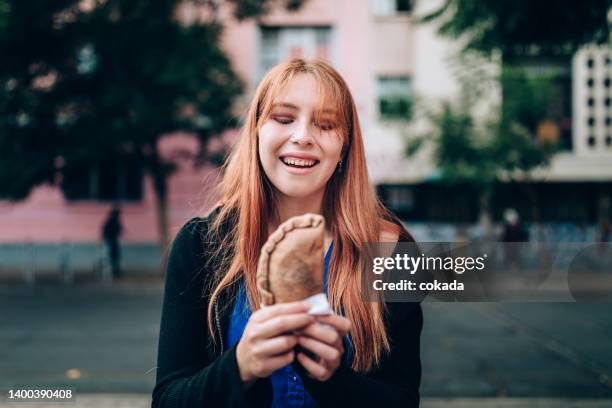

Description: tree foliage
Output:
[411,0,606,225]
[422,0,612,57]
[406,60,559,227]
[0,0,306,200]
[0,0,305,248]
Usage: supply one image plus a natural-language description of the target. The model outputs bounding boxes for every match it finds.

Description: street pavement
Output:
[1,279,611,406]
[2,396,612,408]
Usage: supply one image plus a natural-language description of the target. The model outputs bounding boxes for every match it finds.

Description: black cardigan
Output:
[152,212,423,408]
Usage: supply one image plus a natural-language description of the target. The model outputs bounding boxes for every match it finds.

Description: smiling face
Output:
[258,73,345,201]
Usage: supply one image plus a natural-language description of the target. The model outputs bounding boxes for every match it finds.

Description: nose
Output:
[290,121,314,145]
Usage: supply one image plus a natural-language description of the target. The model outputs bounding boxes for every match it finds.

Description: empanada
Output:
[257,213,326,306]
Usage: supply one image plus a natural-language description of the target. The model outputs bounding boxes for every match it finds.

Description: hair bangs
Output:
[256,67,296,130]
[311,72,351,147]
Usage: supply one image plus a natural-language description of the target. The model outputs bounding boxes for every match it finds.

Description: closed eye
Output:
[314,121,336,131]
[273,115,294,125]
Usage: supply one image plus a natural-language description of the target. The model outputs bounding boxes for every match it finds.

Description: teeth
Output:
[282,157,316,167]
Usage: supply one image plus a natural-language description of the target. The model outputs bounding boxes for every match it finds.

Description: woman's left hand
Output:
[296,314,351,381]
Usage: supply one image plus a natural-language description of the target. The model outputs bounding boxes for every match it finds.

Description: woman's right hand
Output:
[236,301,313,387]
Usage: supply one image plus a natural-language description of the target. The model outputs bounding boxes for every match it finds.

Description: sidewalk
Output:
[2,395,612,408]
[2,284,611,400]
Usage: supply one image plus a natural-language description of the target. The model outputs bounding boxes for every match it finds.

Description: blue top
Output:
[226,242,352,408]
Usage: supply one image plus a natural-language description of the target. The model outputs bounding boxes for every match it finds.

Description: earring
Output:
[337,159,343,173]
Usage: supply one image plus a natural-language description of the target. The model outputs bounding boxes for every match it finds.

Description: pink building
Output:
[1,0,417,245]
[2,0,609,254]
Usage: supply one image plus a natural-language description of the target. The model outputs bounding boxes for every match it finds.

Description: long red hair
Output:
[206,59,409,373]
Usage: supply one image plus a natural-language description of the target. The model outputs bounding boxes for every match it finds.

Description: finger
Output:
[253,335,298,357]
[298,336,342,363]
[299,322,340,345]
[256,313,313,339]
[315,314,351,335]
[251,301,310,323]
[297,352,329,381]
[264,350,296,374]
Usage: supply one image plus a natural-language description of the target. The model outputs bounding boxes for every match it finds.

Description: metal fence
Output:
[0,242,162,284]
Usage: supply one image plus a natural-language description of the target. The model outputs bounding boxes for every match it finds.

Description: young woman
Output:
[152,59,423,408]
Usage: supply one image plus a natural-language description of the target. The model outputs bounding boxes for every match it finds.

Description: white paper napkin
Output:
[303,293,332,315]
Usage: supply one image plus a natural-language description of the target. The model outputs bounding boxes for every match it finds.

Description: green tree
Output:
[0,0,304,252]
[422,0,611,57]
[407,57,557,230]
[0,0,8,29]
[411,0,610,230]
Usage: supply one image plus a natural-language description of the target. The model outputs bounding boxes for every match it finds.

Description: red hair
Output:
[206,59,410,373]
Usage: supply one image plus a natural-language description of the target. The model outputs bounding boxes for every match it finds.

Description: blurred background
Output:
[1,0,611,406]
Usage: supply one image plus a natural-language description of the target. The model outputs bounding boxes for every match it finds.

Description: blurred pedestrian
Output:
[102,206,123,279]
[598,218,610,255]
[500,208,529,272]
[501,208,529,243]
[599,219,610,242]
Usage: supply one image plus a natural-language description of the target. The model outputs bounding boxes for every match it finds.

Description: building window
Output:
[586,57,594,69]
[62,155,143,201]
[371,0,412,16]
[505,58,573,150]
[587,135,596,147]
[259,26,332,77]
[377,76,412,119]
[260,28,280,76]
[575,47,612,154]
[378,184,417,219]
[387,186,414,209]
